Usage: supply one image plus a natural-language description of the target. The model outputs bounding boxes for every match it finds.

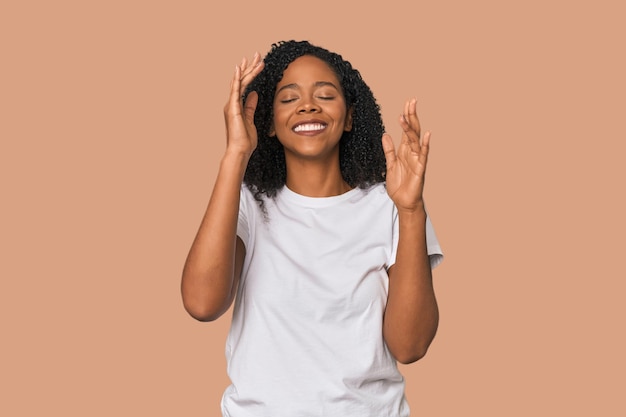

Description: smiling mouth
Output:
[293,123,327,133]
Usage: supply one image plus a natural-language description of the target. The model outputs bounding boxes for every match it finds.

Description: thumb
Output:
[382,134,397,167]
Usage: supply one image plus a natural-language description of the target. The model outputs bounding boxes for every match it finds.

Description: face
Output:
[270,55,352,162]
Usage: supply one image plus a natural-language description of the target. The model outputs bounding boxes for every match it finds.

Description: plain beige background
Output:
[1,0,624,415]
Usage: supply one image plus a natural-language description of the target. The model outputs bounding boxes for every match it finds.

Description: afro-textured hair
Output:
[243,40,387,207]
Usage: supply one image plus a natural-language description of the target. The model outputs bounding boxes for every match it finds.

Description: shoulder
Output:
[353,183,394,208]
[351,182,389,200]
[240,184,272,209]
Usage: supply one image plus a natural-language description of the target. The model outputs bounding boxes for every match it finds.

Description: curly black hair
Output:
[243,40,386,207]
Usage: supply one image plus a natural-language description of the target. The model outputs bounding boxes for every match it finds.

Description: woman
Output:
[182,40,443,416]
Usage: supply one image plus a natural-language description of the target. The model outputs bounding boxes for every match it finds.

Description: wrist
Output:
[396,204,427,224]
[222,147,252,165]
[219,150,251,179]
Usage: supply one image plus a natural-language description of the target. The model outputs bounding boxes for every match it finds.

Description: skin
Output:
[181,52,438,364]
[382,100,438,363]
[270,55,353,196]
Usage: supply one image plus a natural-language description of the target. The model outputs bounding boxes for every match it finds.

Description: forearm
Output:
[181,151,249,321]
[383,206,438,364]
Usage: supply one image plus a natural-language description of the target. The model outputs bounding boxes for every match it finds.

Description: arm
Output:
[181,53,264,321]
[382,98,438,363]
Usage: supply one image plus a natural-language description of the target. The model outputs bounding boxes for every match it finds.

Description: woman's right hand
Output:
[223,52,265,157]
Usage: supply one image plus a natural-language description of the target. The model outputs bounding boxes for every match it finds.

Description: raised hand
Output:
[382,98,431,213]
[223,52,265,157]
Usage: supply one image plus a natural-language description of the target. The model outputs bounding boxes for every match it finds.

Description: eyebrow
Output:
[276,81,340,94]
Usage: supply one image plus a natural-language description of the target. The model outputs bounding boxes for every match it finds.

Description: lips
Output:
[292,120,327,133]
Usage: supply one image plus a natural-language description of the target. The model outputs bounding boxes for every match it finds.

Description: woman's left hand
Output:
[382,98,431,212]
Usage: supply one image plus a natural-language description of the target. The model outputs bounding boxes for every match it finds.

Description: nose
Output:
[297,98,320,113]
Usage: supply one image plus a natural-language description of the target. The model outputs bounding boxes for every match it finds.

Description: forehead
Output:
[277,55,340,88]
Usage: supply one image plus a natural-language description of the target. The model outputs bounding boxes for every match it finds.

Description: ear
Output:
[344,107,354,132]
[269,123,276,137]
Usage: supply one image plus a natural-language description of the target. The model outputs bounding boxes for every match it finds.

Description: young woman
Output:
[182,40,443,416]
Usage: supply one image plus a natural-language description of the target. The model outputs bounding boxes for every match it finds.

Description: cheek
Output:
[271,106,294,130]
[272,106,287,125]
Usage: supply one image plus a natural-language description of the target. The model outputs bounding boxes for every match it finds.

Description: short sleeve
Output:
[389,205,444,270]
[237,186,250,248]
[425,213,443,268]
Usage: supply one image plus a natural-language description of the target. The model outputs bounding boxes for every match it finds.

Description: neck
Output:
[284,156,351,197]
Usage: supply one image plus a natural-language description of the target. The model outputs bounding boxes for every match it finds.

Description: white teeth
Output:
[294,123,326,132]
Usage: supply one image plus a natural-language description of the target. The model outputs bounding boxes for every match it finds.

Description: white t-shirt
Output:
[221,183,443,417]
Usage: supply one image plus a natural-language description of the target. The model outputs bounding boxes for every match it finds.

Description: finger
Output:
[240,53,265,94]
[243,91,259,125]
[418,131,431,168]
[399,100,420,144]
[241,52,262,79]
[242,52,260,75]
[227,64,243,116]
[251,51,261,67]
[407,98,422,139]
[241,60,264,92]
[403,99,410,123]
[382,133,397,168]
[398,113,420,156]
[421,131,431,155]
[240,53,255,79]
